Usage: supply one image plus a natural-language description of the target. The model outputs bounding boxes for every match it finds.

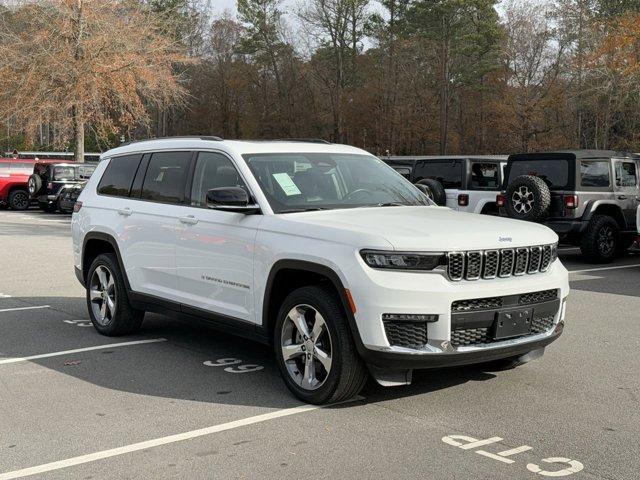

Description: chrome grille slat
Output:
[465,251,482,280]
[483,250,499,279]
[499,249,514,278]
[528,246,542,273]
[447,244,557,281]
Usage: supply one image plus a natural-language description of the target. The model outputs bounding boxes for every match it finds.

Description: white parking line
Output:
[0,403,329,479]
[0,338,166,365]
[0,305,49,313]
[568,264,640,274]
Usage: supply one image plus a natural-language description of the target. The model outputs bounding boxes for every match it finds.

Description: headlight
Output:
[360,250,446,271]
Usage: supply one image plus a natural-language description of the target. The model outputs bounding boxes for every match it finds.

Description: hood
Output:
[280,206,558,251]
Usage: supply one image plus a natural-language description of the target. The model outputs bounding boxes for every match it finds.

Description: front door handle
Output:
[179,215,199,225]
[117,207,132,216]
[617,195,627,200]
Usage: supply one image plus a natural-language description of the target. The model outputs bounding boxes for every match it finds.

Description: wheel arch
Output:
[262,260,365,351]
[82,232,131,290]
[585,201,627,229]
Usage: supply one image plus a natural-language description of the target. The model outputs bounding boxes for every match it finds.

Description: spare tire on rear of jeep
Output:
[28,174,42,196]
[415,178,446,206]
[505,175,551,222]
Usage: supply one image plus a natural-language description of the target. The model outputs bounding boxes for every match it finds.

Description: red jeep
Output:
[0,158,73,210]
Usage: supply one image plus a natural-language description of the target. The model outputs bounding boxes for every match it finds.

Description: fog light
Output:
[382,313,438,322]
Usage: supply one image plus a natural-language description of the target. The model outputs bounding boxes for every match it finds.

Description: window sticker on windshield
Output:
[272,173,302,196]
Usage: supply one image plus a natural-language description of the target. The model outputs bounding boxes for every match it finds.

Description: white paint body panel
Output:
[72,139,569,356]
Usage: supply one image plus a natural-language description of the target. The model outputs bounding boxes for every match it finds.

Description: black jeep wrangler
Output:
[28,162,96,212]
[498,150,640,262]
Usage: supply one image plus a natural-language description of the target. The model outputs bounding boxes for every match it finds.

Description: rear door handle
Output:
[617,195,627,200]
[117,207,132,217]
[179,215,199,225]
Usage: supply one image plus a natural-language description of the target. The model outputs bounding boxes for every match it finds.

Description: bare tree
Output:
[0,0,190,160]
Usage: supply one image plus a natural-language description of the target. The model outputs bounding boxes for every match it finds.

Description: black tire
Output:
[40,202,57,213]
[505,175,551,222]
[580,215,619,263]
[416,178,446,206]
[28,175,42,196]
[8,189,30,210]
[86,253,144,336]
[274,285,368,405]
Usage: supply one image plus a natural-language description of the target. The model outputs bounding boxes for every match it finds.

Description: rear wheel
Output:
[86,253,144,336]
[274,285,368,405]
[580,215,619,263]
[8,189,29,210]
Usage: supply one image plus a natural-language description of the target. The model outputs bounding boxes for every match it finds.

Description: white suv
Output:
[72,137,569,404]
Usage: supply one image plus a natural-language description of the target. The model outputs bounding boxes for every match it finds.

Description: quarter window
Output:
[615,161,637,187]
[140,151,191,204]
[470,162,499,189]
[98,154,142,197]
[10,162,33,174]
[580,161,610,187]
[190,152,248,208]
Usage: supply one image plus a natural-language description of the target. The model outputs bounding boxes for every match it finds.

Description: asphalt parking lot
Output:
[0,209,639,480]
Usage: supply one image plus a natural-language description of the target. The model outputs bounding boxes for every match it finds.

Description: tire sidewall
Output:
[416,178,447,206]
[274,288,346,404]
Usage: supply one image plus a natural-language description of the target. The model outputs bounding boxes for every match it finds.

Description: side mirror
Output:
[206,187,260,214]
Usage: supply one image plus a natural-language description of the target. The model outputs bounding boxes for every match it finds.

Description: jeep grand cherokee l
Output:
[72,137,569,404]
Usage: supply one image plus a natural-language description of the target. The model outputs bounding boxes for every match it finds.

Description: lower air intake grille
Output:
[384,321,428,349]
[518,289,558,305]
[452,296,503,312]
[450,328,491,347]
[531,316,555,334]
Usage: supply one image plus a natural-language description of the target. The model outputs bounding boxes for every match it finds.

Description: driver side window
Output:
[191,152,248,208]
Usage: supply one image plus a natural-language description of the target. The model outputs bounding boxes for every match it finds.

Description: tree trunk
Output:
[73,103,85,163]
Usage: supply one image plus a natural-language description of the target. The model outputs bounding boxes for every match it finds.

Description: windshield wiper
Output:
[356,202,405,208]
[279,207,329,213]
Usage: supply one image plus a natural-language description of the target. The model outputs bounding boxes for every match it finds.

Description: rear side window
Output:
[580,161,610,187]
[98,155,142,197]
[508,160,569,189]
[10,162,33,174]
[140,151,191,204]
[417,161,462,189]
[190,152,247,207]
[470,162,499,189]
[615,161,637,187]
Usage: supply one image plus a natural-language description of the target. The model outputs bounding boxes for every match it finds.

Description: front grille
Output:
[384,321,428,348]
[452,296,503,312]
[447,244,556,281]
[518,289,558,305]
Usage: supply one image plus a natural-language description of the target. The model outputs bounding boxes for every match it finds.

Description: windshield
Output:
[507,159,569,190]
[243,153,431,213]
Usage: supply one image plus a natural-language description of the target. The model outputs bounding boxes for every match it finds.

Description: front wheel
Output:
[86,253,144,336]
[274,285,368,404]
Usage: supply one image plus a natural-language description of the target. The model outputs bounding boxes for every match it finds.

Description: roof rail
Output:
[119,135,223,147]
[272,138,331,144]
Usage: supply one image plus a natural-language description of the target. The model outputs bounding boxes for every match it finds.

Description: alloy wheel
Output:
[597,226,615,256]
[11,191,29,209]
[512,186,534,214]
[89,265,116,326]
[280,304,333,391]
